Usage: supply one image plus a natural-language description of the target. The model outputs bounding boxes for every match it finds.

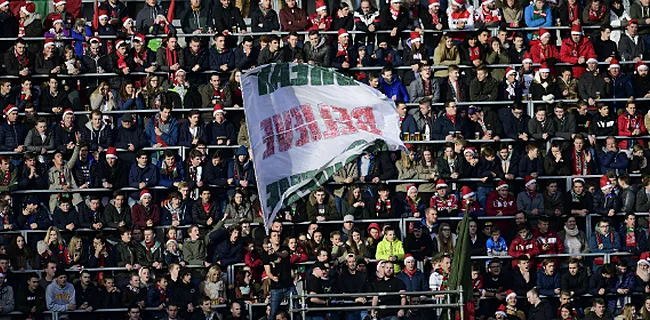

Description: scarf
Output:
[588,5,606,21]
[15,48,29,67]
[165,45,177,77]
[133,48,148,67]
[376,198,391,214]
[20,90,31,102]
[0,170,10,186]
[166,203,182,222]
[568,5,578,22]
[445,113,456,125]
[532,6,547,19]
[155,284,167,303]
[625,227,636,247]
[625,113,641,131]
[430,10,439,24]
[596,231,615,245]
[405,267,418,277]
[145,241,156,260]
[611,2,625,17]
[127,284,140,293]
[406,196,420,215]
[468,46,481,61]
[154,113,169,147]
[116,50,127,69]
[570,189,582,203]
[60,120,73,133]
[390,7,399,20]
[232,160,249,181]
[526,190,536,200]
[572,149,590,175]
[336,42,350,61]
[564,225,579,237]
[162,161,179,179]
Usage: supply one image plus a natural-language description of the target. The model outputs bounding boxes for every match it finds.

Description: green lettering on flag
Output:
[310,67,323,86]
[257,65,273,96]
[291,64,309,86]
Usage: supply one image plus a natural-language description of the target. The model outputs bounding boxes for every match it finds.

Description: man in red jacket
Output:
[560,24,597,79]
[508,224,539,269]
[279,0,308,32]
[532,216,564,268]
[485,181,516,231]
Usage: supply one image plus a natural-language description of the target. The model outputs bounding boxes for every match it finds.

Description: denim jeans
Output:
[269,286,296,320]
[477,186,492,208]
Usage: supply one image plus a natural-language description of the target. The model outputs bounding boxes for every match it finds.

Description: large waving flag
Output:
[241,63,405,231]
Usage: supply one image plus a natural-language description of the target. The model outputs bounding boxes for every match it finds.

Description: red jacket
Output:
[532,228,564,268]
[508,235,539,269]
[289,245,308,264]
[485,191,516,231]
[131,203,160,227]
[559,37,596,79]
[617,112,647,149]
[307,13,332,31]
[530,42,559,72]
[430,194,459,215]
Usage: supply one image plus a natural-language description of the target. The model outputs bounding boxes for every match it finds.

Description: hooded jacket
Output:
[303,36,330,66]
[81,121,112,152]
[45,282,74,312]
[559,36,597,78]
[137,239,163,267]
[306,190,339,221]
[375,238,405,273]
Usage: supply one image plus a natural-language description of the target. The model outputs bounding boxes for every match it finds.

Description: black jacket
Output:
[529,300,554,320]
[15,285,46,316]
[191,200,221,225]
[76,202,105,228]
[213,5,246,32]
[96,158,129,189]
[103,203,133,229]
[249,7,280,32]
[114,125,148,150]
[560,269,589,296]
[3,46,34,75]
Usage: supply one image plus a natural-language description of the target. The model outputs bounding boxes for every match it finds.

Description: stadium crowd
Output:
[7,0,650,319]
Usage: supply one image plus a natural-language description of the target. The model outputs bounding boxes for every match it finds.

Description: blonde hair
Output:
[436,35,459,62]
[67,236,83,261]
[44,227,64,246]
[206,265,223,283]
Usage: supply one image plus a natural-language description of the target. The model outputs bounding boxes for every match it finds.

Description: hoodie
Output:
[45,282,75,312]
[81,121,113,152]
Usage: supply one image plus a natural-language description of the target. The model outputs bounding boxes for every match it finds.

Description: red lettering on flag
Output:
[272,111,293,152]
[331,106,358,135]
[260,118,275,159]
[319,104,339,139]
[290,107,310,147]
[352,107,382,135]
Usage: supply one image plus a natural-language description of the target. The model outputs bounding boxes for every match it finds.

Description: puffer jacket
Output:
[0,122,26,152]
[303,36,330,66]
[375,238,405,273]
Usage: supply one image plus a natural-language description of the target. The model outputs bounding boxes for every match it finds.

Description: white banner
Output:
[241,63,405,230]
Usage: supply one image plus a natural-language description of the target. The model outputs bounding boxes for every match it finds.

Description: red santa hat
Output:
[637,61,649,72]
[406,184,418,195]
[213,104,225,116]
[115,39,126,48]
[52,14,64,25]
[505,67,516,78]
[376,260,386,269]
[122,16,134,25]
[134,34,145,43]
[495,305,507,317]
[482,0,494,5]
[44,38,55,48]
[89,36,101,44]
[538,62,550,73]
[463,147,477,156]
[428,0,440,7]
[452,0,464,7]
[600,175,613,191]
[525,175,537,187]
[0,0,9,8]
[139,189,151,200]
[571,24,583,35]
[338,28,349,38]
[586,57,599,64]
[53,0,66,6]
[21,2,36,15]
[3,104,17,117]
[435,179,448,189]
[639,252,650,267]
[98,9,109,20]
[506,290,517,300]
[461,186,474,199]
[409,31,421,43]
[496,180,509,191]
[315,0,327,11]
[62,108,74,117]
[573,177,585,184]
[522,52,533,64]
[539,27,550,39]
[174,69,186,79]
[628,19,638,26]
[609,58,620,70]
[106,147,118,159]
[404,254,415,262]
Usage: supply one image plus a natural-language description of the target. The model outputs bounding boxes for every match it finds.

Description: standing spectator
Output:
[560,24,597,79]
[619,213,647,260]
[46,269,75,313]
[619,20,645,62]
[371,261,406,320]
[589,219,621,265]
[527,288,554,320]
[561,258,589,299]
[524,0,552,40]
[263,230,294,320]
[146,105,178,148]
[378,0,408,47]
[618,102,646,149]
[132,190,161,228]
[15,273,46,318]
[280,0,308,32]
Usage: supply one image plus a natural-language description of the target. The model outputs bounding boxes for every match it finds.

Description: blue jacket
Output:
[589,231,621,253]
[524,5,552,31]
[202,120,236,145]
[401,197,426,218]
[432,115,467,140]
[396,269,428,292]
[0,122,26,151]
[128,163,159,199]
[380,78,409,103]
[486,237,507,255]
[599,150,629,175]
[208,47,236,71]
[209,227,243,266]
[145,116,178,147]
[502,112,530,139]
[228,158,255,187]
[157,157,185,188]
[374,46,403,67]
[608,270,635,310]
[178,121,204,148]
[401,115,418,135]
[536,269,560,297]
[161,202,193,226]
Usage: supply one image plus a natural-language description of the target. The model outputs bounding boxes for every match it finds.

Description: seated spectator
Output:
[15,197,51,231]
[433,101,467,140]
[132,190,161,227]
[508,224,539,269]
[470,65,499,102]
[74,270,98,313]
[330,28,356,70]
[146,105,178,147]
[122,273,146,308]
[477,146,505,207]
[560,24,597,79]
[436,222,457,255]
[307,187,338,222]
[530,64,558,104]
[561,258,589,298]
[162,191,192,227]
[517,175,544,218]
[4,39,33,76]
[224,188,253,224]
[436,143,463,181]
[97,147,129,190]
[618,101,647,149]
[584,298,614,320]
[408,63,439,103]
[46,269,74,313]
[280,0,308,32]
[228,146,255,189]
[528,107,555,142]
[502,103,530,141]
[429,179,458,216]
[530,28,559,66]
[593,175,619,217]
[379,66,408,102]
[258,35,283,65]
[15,273,45,317]
[158,150,185,189]
[459,186,483,216]
[544,143,571,176]
[409,99,435,138]
[203,105,236,146]
[590,219,621,264]
[440,65,469,102]
[115,113,148,152]
[486,226,507,256]
[23,117,54,156]
[537,258,560,297]
[303,30,330,66]
[568,134,596,175]
[77,195,104,230]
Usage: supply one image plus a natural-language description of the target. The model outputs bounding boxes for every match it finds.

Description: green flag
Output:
[445,210,473,319]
